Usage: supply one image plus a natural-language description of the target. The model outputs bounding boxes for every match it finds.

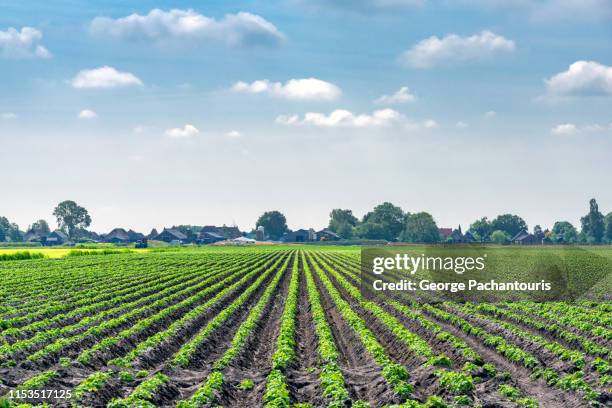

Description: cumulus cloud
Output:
[78,109,97,119]
[545,61,612,97]
[165,124,199,138]
[276,108,402,127]
[232,78,340,100]
[551,123,577,135]
[1,112,17,120]
[71,66,143,89]
[0,27,51,59]
[400,31,515,68]
[90,9,284,48]
[423,119,438,129]
[456,121,469,128]
[375,86,416,104]
[226,130,241,138]
[552,123,608,135]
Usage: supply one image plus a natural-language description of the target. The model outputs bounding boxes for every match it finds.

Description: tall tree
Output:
[328,208,358,236]
[0,216,21,242]
[490,214,527,238]
[605,213,612,243]
[361,202,405,241]
[469,217,492,241]
[580,198,605,243]
[256,211,288,241]
[53,200,92,238]
[30,219,50,234]
[552,221,577,243]
[533,225,544,241]
[400,212,439,243]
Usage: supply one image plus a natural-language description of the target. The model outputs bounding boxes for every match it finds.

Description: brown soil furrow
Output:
[285,265,325,407]
[307,256,396,406]
[418,305,588,408]
[216,253,295,408]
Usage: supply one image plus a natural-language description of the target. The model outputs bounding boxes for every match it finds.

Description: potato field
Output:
[0,247,610,407]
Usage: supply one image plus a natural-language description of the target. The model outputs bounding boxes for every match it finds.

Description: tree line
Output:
[1,198,611,245]
[255,198,612,244]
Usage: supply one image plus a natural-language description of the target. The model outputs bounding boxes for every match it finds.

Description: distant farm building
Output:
[282,228,316,243]
[256,226,265,241]
[44,230,68,246]
[512,230,540,245]
[317,229,341,241]
[23,230,45,243]
[438,228,453,241]
[147,229,159,240]
[200,225,242,239]
[104,228,132,244]
[155,228,188,244]
[198,231,225,244]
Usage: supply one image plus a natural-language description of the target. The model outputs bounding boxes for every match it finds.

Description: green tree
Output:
[605,213,612,243]
[354,222,386,240]
[53,200,92,238]
[581,198,605,243]
[551,221,577,243]
[533,225,544,241]
[328,209,358,239]
[469,217,492,241]
[361,202,405,241]
[0,216,21,242]
[490,230,510,245]
[491,214,527,238]
[335,222,354,240]
[256,211,288,241]
[400,212,440,243]
[30,219,50,234]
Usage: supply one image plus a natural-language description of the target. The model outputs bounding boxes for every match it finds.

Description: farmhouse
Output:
[199,231,225,244]
[44,230,68,246]
[317,229,341,241]
[511,230,540,245]
[155,228,188,244]
[147,229,159,240]
[103,228,130,243]
[282,228,316,243]
[23,229,45,243]
[200,225,242,239]
[438,228,453,241]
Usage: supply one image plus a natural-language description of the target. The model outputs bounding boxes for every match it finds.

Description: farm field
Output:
[0,246,610,408]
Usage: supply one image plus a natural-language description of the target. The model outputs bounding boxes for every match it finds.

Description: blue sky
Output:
[1,0,611,233]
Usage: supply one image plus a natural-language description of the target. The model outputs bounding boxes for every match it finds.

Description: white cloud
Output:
[232,78,340,100]
[90,9,284,48]
[551,123,577,135]
[552,123,608,135]
[456,121,469,128]
[78,109,97,119]
[545,61,612,97]
[276,108,402,127]
[400,31,515,68]
[72,66,143,89]
[423,119,438,129]
[226,130,241,138]
[1,112,17,120]
[128,155,144,161]
[484,110,497,118]
[0,27,51,59]
[165,124,199,138]
[133,126,145,133]
[375,86,416,104]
